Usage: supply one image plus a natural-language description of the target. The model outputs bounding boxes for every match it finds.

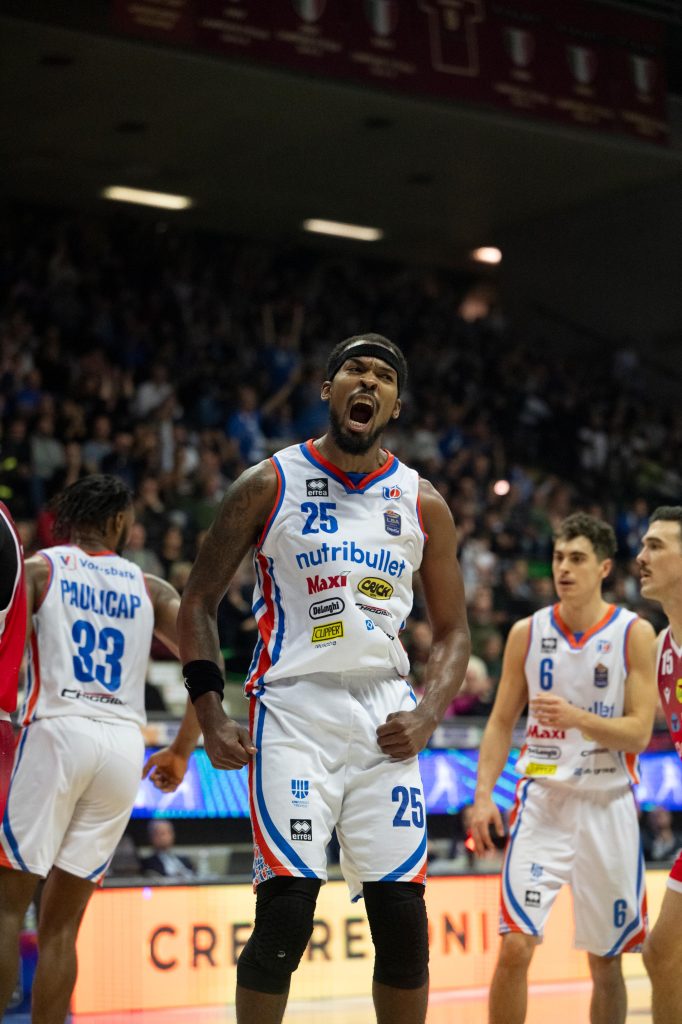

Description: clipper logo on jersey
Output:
[594,663,608,688]
[541,638,557,652]
[291,779,310,805]
[358,577,393,600]
[295,542,406,578]
[308,597,345,620]
[291,819,312,841]
[311,621,343,643]
[306,574,348,594]
[382,485,402,501]
[384,510,401,536]
[526,763,557,776]
[306,478,328,497]
[60,581,142,620]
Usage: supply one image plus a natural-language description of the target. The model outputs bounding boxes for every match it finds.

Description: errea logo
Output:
[306,478,328,497]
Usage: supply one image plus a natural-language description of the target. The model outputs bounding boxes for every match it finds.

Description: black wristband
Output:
[183,660,224,704]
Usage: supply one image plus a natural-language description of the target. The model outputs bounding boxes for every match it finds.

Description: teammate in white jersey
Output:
[471,512,656,1024]
[0,475,186,1024]
[153,334,471,1024]
[638,506,682,1024]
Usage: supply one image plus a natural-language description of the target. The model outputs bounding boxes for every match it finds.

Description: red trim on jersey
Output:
[246,553,277,692]
[22,634,41,726]
[0,843,12,869]
[499,877,520,933]
[0,721,14,821]
[409,857,428,886]
[247,698,290,881]
[552,604,617,650]
[415,489,428,542]
[304,439,395,491]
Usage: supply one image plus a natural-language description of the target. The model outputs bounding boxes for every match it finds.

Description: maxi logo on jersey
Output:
[295,541,406,578]
[306,573,348,594]
[59,581,142,619]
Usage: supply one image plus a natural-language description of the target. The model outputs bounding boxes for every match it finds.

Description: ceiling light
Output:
[470,246,502,265]
[303,218,383,242]
[101,186,193,210]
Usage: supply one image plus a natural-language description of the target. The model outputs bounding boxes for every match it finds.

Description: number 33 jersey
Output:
[517,603,640,793]
[22,546,154,727]
[245,440,426,693]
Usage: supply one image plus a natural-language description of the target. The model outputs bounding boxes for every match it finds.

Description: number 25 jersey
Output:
[22,545,154,727]
[245,440,426,693]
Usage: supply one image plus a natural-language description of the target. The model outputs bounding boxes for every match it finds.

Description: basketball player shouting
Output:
[157,334,471,1024]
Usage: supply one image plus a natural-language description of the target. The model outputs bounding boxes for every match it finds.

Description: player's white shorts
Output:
[248,671,427,901]
[0,715,144,883]
[500,779,647,956]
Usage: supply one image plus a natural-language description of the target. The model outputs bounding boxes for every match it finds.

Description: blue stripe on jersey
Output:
[405,683,417,705]
[86,855,113,881]
[379,830,427,882]
[605,844,645,956]
[253,703,318,878]
[2,729,31,871]
[503,780,538,935]
[299,443,399,494]
[623,617,635,673]
[268,558,286,667]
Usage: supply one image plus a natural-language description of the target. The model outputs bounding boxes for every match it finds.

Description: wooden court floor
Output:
[62,976,653,1024]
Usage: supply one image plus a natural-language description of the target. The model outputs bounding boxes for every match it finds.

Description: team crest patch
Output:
[594,663,608,688]
[530,863,543,880]
[596,639,612,655]
[291,779,310,803]
[541,638,557,653]
[290,819,312,841]
[306,478,328,497]
[384,510,401,536]
[382,485,402,501]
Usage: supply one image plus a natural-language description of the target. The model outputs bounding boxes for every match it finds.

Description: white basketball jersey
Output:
[245,440,426,693]
[22,545,155,727]
[517,603,640,792]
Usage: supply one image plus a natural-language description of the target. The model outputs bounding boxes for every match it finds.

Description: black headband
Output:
[328,341,404,394]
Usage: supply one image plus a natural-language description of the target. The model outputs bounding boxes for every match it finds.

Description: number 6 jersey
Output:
[22,546,155,727]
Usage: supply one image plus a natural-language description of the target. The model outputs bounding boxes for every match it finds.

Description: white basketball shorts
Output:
[248,671,428,901]
[500,778,647,955]
[0,715,144,882]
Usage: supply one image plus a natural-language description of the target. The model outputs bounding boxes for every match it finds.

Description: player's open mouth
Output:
[347,397,375,432]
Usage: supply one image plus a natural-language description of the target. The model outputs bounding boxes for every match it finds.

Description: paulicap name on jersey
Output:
[21,546,154,727]
[245,441,427,693]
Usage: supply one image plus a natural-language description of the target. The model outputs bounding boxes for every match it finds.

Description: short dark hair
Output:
[53,474,133,536]
[554,512,616,562]
[326,333,407,394]
[650,507,682,531]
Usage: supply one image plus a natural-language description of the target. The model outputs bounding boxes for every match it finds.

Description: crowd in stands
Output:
[1,205,678,717]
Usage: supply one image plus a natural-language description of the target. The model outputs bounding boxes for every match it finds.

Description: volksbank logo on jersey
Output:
[290,819,312,841]
[309,597,345,620]
[291,779,310,803]
[306,573,348,594]
[306,478,328,497]
[59,553,77,570]
[311,621,344,643]
[295,541,406,578]
[358,577,394,600]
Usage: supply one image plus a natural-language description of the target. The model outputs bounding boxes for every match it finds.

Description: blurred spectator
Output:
[142,820,196,879]
[641,806,682,864]
[108,834,143,878]
[445,656,495,717]
[122,523,163,577]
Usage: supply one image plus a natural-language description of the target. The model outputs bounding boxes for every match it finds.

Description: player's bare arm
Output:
[376,480,470,760]
[530,617,657,752]
[23,555,50,637]
[471,619,531,854]
[178,459,278,770]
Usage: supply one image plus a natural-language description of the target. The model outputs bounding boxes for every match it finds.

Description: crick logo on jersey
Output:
[60,580,142,619]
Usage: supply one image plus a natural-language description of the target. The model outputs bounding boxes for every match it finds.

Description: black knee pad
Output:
[364,881,429,990]
[237,876,321,995]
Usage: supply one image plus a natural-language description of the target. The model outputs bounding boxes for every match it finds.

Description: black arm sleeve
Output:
[0,517,19,612]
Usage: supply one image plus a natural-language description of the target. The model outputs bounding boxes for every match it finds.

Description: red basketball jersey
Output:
[656,627,682,759]
[0,502,26,715]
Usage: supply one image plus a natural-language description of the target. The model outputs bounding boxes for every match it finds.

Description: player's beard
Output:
[328,405,390,455]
